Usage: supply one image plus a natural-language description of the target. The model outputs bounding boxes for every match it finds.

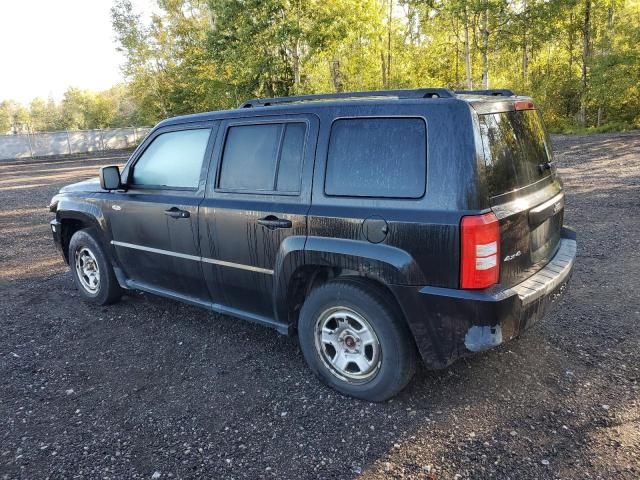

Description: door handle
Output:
[164,207,190,219]
[257,215,292,230]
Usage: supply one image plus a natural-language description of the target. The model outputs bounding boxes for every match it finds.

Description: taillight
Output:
[460,212,500,289]
[514,100,535,111]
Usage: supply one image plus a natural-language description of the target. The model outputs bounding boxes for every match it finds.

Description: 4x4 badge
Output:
[504,251,522,262]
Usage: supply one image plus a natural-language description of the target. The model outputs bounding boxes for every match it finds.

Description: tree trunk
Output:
[386,0,393,88]
[481,6,489,89]
[331,59,343,92]
[293,43,300,87]
[568,12,574,75]
[292,0,301,89]
[380,50,387,89]
[579,0,591,125]
[455,17,460,86]
[522,33,529,86]
[463,5,472,89]
[522,0,528,86]
[603,2,614,53]
[566,13,575,117]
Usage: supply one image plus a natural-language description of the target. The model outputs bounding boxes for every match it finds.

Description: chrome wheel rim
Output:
[314,306,381,383]
[74,247,100,294]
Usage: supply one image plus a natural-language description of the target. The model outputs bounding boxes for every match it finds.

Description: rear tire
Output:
[68,228,122,305]
[298,279,417,401]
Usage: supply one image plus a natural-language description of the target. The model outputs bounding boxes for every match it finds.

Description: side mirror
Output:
[99,165,123,190]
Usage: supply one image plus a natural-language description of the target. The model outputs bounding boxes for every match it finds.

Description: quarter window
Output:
[132,128,211,188]
[325,118,426,198]
[218,122,306,193]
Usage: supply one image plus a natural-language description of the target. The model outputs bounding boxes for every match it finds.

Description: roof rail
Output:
[240,88,455,108]
[455,89,515,96]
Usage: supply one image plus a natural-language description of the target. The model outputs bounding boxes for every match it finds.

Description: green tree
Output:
[108,0,640,131]
[29,97,62,132]
[112,0,224,122]
[60,87,90,130]
[0,101,12,134]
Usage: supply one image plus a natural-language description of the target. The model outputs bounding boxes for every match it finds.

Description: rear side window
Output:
[132,128,211,188]
[218,122,306,193]
[479,110,553,196]
[325,118,426,198]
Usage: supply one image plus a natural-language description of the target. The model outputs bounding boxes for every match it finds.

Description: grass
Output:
[548,121,639,135]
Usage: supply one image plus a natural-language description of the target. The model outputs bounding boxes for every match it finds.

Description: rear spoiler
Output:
[455,89,514,97]
[468,95,536,115]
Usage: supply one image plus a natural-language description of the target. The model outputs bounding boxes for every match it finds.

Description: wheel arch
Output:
[57,214,101,263]
[273,236,425,330]
[56,197,110,263]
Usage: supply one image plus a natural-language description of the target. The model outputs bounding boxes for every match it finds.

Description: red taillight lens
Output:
[514,100,535,111]
[460,212,500,289]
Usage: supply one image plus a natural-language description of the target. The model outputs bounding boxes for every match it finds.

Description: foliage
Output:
[112,0,225,119]
[0,102,15,134]
[0,86,139,134]
[110,0,639,132]
[4,0,639,134]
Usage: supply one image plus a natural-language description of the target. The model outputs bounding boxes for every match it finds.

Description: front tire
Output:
[298,279,417,401]
[68,228,122,305]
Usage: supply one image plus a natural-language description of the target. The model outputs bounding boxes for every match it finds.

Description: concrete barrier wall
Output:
[0,135,32,159]
[0,127,151,160]
[30,132,71,157]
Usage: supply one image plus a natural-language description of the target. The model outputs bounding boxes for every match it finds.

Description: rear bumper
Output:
[392,228,577,369]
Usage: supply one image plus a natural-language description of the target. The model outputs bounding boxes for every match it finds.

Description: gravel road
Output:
[1,133,638,479]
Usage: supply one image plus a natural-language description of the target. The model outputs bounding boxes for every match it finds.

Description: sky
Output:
[0,0,156,105]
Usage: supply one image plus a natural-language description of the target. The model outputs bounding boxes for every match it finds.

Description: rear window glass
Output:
[325,118,426,198]
[479,110,553,196]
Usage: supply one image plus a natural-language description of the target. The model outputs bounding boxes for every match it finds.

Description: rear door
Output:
[199,114,318,319]
[306,108,458,287]
[108,123,215,301]
[477,106,564,287]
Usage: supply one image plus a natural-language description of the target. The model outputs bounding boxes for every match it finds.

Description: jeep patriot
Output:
[49,88,577,401]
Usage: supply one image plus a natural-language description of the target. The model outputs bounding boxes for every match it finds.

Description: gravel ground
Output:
[0,133,638,479]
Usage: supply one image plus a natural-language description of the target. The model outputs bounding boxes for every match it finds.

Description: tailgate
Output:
[478,107,564,288]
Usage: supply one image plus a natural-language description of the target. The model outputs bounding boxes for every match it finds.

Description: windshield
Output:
[479,110,553,196]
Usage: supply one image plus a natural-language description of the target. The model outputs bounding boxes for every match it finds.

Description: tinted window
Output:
[218,122,306,193]
[325,118,426,198]
[276,123,306,192]
[479,110,553,196]
[132,128,210,188]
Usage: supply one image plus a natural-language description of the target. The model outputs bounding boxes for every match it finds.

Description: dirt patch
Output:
[0,135,638,479]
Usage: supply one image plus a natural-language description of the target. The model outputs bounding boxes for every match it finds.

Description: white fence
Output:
[0,127,152,160]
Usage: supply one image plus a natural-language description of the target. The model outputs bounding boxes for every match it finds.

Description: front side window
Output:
[132,128,211,188]
[218,122,306,193]
[325,118,427,198]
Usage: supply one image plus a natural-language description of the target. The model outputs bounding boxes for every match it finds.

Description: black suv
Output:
[49,88,577,401]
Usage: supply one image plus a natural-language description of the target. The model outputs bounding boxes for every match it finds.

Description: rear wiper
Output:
[538,161,554,173]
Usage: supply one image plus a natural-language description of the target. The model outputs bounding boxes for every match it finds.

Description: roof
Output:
[240,88,515,108]
[157,88,523,127]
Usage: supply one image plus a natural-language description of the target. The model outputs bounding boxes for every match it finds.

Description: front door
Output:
[107,123,216,302]
[199,114,318,320]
